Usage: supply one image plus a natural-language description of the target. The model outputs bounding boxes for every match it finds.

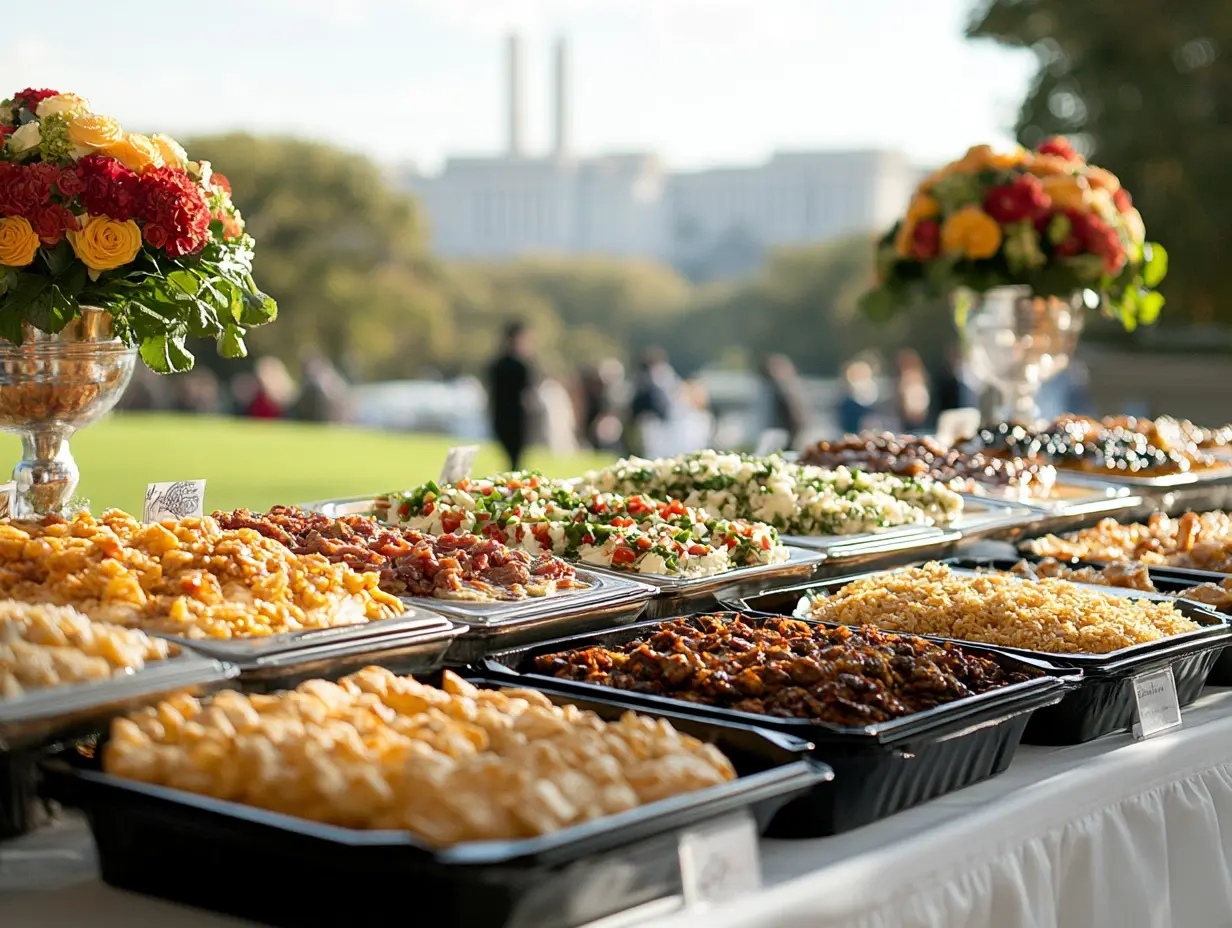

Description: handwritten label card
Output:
[143,480,206,523]
[1132,667,1182,740]
[754,429,790,457]
[439,445,480,485]
[677,809,761,909]
[0,482,14,520]
[935,408,981,448]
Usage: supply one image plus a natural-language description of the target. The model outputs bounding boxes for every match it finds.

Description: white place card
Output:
[935,408,981,448]
[0,482,14,520]
[754,429,790,456]
[143,480,206,523]
[1131,667,1182,740]
[439,445,480,484]
[677,808,762,909]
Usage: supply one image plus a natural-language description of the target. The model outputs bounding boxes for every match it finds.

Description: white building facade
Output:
[402,36,917,276]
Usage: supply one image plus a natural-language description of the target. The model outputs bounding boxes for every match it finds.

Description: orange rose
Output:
[103,133,163,174]
[1026,154,1076,177]
[940,206,1002,260]
[1084,166,1121,192]
[0,217,40,267]
[1041,174,1092,211]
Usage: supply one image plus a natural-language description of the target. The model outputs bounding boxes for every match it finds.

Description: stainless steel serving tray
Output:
[410,569,656,628]
[0,649,238,752]
[152,607,457,670]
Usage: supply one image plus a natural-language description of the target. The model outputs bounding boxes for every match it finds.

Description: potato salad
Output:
[583,451,963,536]
[386,473,790,578]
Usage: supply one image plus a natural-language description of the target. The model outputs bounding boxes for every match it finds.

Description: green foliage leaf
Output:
[220,324,248,359]
[139,335,172,373]
[1143,243,1168,288]
[1139,290,1166,325]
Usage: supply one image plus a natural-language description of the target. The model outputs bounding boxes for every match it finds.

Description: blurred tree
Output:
[184,134,450,379]
[968,0,1232,325]
[655,235,955,377]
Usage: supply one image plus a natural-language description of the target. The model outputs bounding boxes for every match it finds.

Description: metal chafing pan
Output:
[299,493,826,619]
[0,648,237,753]
[1,647,239,839]
[149,606,458,671]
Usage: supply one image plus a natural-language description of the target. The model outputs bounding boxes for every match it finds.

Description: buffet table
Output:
[6,689,1232,928]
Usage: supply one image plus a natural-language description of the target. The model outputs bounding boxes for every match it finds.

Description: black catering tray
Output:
[42,669,827,928]
[966,553,1232,688]
[731,566,1231,745]
[478,615,1073,835]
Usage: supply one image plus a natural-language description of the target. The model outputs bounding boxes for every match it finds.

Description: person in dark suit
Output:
[488,322,533,471]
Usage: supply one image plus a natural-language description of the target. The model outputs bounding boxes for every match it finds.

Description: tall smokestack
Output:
[552,36,569,159]
[506,33,524,157]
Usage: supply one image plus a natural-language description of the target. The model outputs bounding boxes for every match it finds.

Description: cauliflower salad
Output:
[582,451,964,536]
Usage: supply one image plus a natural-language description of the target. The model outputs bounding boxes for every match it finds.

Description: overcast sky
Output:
[5,0,1036,171]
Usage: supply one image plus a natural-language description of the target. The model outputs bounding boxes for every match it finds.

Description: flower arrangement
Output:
[860,136,1168,331]
[0,88,275,372]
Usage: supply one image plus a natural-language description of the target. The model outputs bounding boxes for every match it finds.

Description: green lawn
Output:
[0,414,612,514]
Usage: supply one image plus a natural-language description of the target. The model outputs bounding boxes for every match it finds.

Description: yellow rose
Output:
[988,146,1027,170]
[1025,154,1075,177]
[68,113,123,150]
[906,194,941,223]
[940,206,1002,260]
[151,134,188,170]
[1041,174,1092,211]
[1123,208,1146,245]
[36,93,89,119]
[104,133,163,174]
[67,216,142,279]
[1084,166,1121,192]
[0,217,41,267]
[895,218,918,258]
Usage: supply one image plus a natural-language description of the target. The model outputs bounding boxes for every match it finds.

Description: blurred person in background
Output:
[294,354,350,423]
[626,347,679,457]
[894,349,931,433]
[243,356,297,419]
[930,345,965,426]
[752,354,809,450]
[117,365,170,412]
[488,321,534,472]
[674,379,716,454]
[535,375,578,458]
[173,369,223,415]
[578,359,625,452]
[837,358,878,435]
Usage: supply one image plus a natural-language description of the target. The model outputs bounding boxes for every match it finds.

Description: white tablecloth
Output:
[6,692,1232,928]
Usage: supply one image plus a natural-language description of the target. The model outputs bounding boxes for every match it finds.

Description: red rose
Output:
[13,88,60,115]
[0,162,57,219]
[76,154,143,222]
[139,166,211,257]
[210,173,232,195]
[55,165,85,198]
[909,219,941,260]
[31,204,76,246]
[1082,214,1127,274]
[983,173,1051,224]
[0,126,12,141]
[142,222,168,249]
[1113,188,1133,214]
[1036,136,1082,162]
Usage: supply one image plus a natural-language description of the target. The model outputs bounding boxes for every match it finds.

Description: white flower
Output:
[36,94,88,119]
[8,121,41,152]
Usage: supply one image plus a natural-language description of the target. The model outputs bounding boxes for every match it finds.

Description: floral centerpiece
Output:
[0,87,275,372]
[860,136,1167,331]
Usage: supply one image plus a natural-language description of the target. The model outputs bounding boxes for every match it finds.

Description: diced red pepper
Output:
[612,546,638,566]
[687,544,708,556]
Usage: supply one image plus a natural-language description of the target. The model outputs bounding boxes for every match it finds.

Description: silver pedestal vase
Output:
[0,308,137,517]
[955,285,1086,425]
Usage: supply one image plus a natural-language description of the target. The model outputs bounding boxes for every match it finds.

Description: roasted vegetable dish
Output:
[532,613,1037,725]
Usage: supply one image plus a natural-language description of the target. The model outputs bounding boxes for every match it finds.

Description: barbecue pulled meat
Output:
[533,613,1036,726]
[216,505,585,601]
